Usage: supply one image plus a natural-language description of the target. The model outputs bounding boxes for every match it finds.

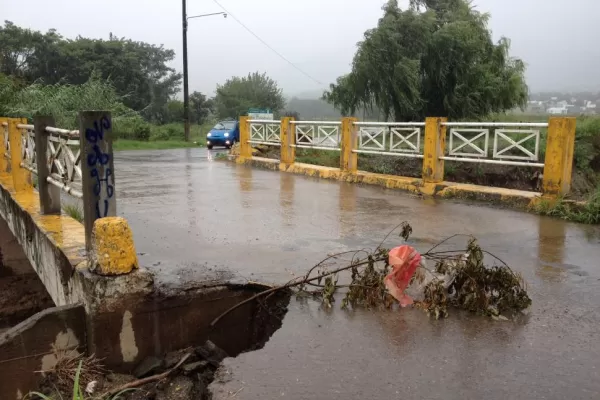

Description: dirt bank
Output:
[0,274,54,331]
[0,216,55,333]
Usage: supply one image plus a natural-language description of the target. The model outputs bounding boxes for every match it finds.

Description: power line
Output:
[212,0,323,86]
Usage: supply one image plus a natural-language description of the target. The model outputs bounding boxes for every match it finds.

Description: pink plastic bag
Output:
[385,245,422,307]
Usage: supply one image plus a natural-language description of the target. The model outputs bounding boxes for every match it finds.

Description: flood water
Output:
[115,148,600,399]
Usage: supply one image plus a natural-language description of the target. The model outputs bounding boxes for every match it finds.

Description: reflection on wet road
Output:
[116,148,600,399]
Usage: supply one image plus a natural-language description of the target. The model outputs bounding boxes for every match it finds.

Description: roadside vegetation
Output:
[533,187,600,224]
[27,357,134,400]
[0,21,291,151]
[62,204,83,223]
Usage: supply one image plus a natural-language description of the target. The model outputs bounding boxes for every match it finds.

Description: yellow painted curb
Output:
[239,156,544,210]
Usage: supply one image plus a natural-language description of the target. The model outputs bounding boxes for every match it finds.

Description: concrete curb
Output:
[236,156,544,211]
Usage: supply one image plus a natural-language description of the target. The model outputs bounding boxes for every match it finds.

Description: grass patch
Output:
[112,122,210,151]
[113,139,200,151]
[534,186,600,224]
[296,148,339,167]
[63,204,83,223]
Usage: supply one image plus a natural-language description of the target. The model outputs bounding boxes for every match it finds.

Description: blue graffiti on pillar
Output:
[85,116,113,219]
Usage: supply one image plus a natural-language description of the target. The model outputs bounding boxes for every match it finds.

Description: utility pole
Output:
[182,5,226,142]
[182,0,190,142]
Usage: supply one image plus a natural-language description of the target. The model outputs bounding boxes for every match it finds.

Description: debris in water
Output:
[211,222,532,323]
[384,245,422,307]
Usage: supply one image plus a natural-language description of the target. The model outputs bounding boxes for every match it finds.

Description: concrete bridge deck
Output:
[117,148,600,400]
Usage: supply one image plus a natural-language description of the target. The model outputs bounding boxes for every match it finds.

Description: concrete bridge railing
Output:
[0,112,144,308]
[237,116,576,201]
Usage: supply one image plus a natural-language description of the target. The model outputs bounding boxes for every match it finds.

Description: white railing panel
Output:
[493,129,540,161]
[19,126,37,173]
[249,121,281,145]
[266,124,281,142]
[46,127,82,195]
[389,127,421,154]
[250,123,266,142]
[359,127,386,150]
[448,128,489,158]
[294,122,340,149]
[443,122,545,167]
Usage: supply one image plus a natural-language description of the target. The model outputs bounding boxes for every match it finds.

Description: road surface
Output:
[115,148,600,400]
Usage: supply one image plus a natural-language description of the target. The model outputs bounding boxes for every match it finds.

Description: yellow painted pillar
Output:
[422,117,447,183]
[0,117,8,173]
[340,117,358,173]
[8,118,32,191]
[280,117,295,166]
[542,117,576,197]
[238,116,252,161]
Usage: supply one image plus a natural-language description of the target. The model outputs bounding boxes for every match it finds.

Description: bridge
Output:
[1,112,599,399]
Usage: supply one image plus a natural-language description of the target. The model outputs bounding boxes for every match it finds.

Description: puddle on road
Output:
[210,289,600,400]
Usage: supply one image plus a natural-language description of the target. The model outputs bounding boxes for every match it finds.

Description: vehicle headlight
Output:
[207,132,212,137]
[224,132,229,137]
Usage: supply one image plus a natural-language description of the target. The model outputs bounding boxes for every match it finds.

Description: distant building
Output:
[547,107,568,115]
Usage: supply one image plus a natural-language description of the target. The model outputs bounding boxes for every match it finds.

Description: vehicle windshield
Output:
[213,121,236,130]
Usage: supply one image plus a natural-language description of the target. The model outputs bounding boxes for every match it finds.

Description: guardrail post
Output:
[79,111,116,250]
[8,118,32,192]
[238,116,252,161]
[422,117,447,183]
[542,117,576,197]
[0,117,8,173]
[340,117,358,173]
[280,117,295,165]
[34,116,61,214]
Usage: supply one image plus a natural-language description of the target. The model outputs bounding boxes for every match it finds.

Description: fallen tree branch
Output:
[100,352,192,397]
[211,223,531,324]
[210,257,383,328]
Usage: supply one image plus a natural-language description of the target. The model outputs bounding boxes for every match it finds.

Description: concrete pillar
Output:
[89,217,138,275]
[0,117,8,173]
[79,111,116,250]
[238,116,252,161]
[422,117,447,183]
[280,117,295,166]
[8,118,32,192]
[340,117,358,173]
[34,116,62,214]
[542,117,576,197]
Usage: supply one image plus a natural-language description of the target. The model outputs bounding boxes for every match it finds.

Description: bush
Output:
[574,117,600,171]
[112,116,151,141]
[150,123,185,141]
[7,78,136,129]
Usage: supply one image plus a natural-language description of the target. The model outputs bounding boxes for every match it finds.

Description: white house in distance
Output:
[547,107,568,115]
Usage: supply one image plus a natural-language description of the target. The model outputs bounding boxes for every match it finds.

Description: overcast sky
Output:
[2,0,599,96]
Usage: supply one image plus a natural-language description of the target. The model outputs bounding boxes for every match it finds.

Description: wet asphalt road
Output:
[116,148,600,400]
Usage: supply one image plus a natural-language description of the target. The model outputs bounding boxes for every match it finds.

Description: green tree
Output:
[0,73,20,114]
[0,21,181,118]
[323,0,528,121]
[190,91,214,125]
[215,72,285,119]
[164,99,184,123]
[52,35,181,114]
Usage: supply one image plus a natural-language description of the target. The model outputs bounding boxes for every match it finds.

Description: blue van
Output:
[206,120,239,150]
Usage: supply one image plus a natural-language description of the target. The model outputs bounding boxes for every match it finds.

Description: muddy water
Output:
[115,149,600,399]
